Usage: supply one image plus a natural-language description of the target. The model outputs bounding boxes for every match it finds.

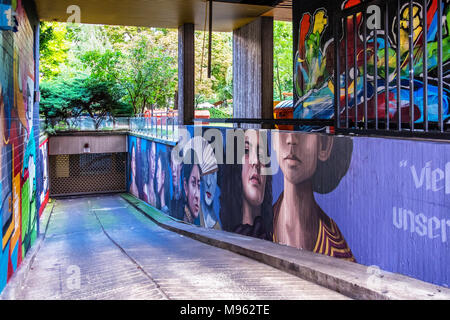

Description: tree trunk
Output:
[174,90,179,110]
[276,59,283,101]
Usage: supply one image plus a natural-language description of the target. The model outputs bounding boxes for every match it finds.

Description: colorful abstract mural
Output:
[0,0,45,292]
[294,0,450,125]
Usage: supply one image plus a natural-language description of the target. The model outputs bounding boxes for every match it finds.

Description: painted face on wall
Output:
[241,135,267,207]
[184,165,201,218]
[274,132,318,185]
[131,145,136,179]
[150,142,156,179]
[171,150,182,198]
[274,132,334,186]
[202,171,217,207]
[156,157,165,195]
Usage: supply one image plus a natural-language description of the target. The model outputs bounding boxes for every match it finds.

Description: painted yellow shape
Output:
[328,80,334,95]
[313,10,328,35]
[10,173,21,251]
[399,4,422,54]
[304,96,329,108]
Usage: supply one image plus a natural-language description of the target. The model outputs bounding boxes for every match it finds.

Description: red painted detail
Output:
[6,255,13,282]
[343,0,362,9]
[39,191,49,217]
[299,13,311,59]
[39,138,48,149]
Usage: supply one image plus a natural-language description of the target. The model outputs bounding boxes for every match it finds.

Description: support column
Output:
[178,23,195,126]
[233,16,274,127]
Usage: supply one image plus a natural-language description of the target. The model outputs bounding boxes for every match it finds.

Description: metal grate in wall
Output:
[49,153,127,196]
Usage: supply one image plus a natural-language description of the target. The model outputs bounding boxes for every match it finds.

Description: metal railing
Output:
[41,111,179,142]
[129,111,178,141]
[194,118,334,128]
[43,116,130,132]
[333,0,449,138]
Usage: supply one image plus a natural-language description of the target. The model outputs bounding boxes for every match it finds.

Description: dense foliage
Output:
[39,21,293,122]
[40,76,131,127]
[274,21,293,102]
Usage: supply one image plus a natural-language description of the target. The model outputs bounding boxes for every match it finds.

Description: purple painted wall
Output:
[315,137,450,286]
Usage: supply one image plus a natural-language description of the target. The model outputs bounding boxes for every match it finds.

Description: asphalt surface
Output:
[11,195,349,300]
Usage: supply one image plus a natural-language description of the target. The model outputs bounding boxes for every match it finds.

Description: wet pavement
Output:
[9,195,349,300]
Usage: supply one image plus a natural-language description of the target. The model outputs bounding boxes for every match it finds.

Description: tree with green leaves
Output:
[195,31,233,106]
[80,36,177,115]
[40,75,132,129]
[39,22,70,80]
[39,20,294,122]
[273,21,293,101]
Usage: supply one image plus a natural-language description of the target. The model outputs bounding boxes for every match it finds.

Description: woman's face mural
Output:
[184,165,201,218]
[156,157,165,195]
[131,145,136,179]
[202,172,217,207]
[150,142,156,179]
[241,134,267,207]
[171,151,183,199]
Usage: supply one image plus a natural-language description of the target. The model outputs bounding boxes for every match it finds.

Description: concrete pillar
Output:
[178,23,195,126]
[233,16,274,126]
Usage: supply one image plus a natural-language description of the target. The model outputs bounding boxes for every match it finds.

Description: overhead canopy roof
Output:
[262,0,292,21]
[35,0,291,32]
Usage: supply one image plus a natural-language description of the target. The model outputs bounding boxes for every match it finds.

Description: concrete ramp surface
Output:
[3,195,348,300]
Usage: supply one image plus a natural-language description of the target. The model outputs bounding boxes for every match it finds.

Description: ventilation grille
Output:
[49,153,127,196]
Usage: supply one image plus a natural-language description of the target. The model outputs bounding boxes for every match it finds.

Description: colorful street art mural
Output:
[0,0,46,292]
[129,137,173,216]
[37,138,49,218]
[129,129,449,287]
[294,0,450,125]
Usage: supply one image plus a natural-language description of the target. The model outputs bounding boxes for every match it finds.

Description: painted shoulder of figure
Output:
[313,215,356,263]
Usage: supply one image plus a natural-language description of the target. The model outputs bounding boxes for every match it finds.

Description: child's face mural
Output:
[241,135,266,207]
[184,165,201,218]
[274,132,331,185]
[202,172,217,207]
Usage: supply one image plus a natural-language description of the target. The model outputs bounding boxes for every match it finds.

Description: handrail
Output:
[194,118,335,126]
